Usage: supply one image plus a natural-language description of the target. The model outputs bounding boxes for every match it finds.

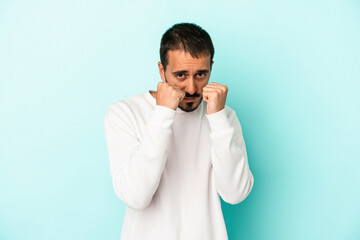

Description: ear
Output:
[158,61,166,82]
[210,61,214,71]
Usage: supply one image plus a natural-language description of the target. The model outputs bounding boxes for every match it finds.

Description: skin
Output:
[151,49,228,115]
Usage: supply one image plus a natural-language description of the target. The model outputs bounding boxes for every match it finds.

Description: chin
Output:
[179,98,202,112]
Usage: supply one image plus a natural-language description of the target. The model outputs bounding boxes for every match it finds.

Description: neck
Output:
[150,90,157,99]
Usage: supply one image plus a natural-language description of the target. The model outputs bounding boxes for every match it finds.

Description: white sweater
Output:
[104,90,254,240]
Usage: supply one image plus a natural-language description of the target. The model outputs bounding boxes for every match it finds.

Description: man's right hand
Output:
[156,82,185,110]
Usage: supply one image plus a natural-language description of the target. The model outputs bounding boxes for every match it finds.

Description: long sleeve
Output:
[104,102,176,210]
[205,106,254,205]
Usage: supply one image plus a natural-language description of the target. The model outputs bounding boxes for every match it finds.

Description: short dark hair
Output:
[160,23,215,71]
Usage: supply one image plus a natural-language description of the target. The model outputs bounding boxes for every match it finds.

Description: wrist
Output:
[156,101,177,111]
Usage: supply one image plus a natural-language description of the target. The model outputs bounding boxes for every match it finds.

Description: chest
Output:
[165,113,212,180]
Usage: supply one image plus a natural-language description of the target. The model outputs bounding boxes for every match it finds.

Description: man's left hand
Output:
[202,82,228,115]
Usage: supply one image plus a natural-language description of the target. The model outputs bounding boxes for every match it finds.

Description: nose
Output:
[185,77,197,95]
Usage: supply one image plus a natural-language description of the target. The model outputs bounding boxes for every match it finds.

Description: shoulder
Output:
[221,105,237,119]
[224,105,235,114]
[223,105,243,128]
[104,93,154,129]
[105,93,149,116]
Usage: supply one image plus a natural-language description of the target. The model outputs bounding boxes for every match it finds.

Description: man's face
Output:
[158,50,214,112]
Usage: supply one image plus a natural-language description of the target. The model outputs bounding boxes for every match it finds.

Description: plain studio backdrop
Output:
[0,0,359,239]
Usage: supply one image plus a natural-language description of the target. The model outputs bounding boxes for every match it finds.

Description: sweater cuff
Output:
[149,105,176,129]
[205,108,231,131]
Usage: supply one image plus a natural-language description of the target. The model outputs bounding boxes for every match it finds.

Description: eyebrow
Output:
[172,69,209,75]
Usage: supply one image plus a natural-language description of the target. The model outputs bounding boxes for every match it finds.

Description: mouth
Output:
[183,97,197,102]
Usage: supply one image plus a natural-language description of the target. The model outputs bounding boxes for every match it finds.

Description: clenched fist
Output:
[202,82,228,115]
[156,82,186,110]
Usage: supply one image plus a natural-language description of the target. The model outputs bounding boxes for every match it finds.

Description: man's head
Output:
[158,23,215,112]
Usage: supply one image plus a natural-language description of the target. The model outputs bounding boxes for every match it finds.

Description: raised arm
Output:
[104,82,185,210]
[104,102,176,210]
[206,107,254,204]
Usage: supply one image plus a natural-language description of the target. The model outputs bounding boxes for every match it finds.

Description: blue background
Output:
[1,0,359,239]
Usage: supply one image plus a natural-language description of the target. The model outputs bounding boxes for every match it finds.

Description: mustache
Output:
[164,77,201,98]
[184,92,201,98]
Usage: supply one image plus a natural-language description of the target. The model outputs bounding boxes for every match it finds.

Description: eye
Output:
[197,72,206,78]
[177,73,185,79]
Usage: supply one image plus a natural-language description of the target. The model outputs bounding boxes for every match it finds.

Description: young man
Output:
[104,23,254,240]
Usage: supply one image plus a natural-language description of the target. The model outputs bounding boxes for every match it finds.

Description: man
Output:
[104,23,254,240]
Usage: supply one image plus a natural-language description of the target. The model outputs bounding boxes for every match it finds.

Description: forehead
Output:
[167,50,211,70]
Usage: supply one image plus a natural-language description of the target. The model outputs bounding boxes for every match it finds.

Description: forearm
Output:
[206,107,254,204]
[105,104,176,210]
[210,135,254,204]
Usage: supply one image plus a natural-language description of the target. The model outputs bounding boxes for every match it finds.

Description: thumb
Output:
[202,93,209,102]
